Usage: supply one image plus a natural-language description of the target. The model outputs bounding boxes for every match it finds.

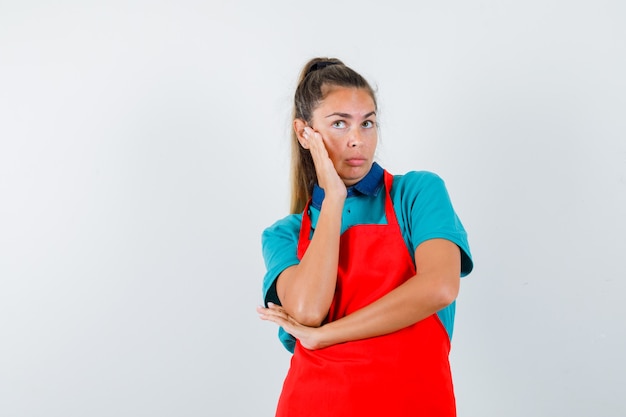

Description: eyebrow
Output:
[325,111,377,119]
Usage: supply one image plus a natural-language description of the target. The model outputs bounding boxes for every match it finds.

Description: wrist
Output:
[313,323,339,350]
[320,194,345,212]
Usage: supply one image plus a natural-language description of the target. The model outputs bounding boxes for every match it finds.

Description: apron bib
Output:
[276,171,455,417]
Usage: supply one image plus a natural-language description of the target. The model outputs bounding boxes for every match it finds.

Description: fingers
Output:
[302,127,332,173]
[257,303,291,325]
[301,127,312,148]
[257,304,321,350]
[301,127,347,200]
[302,127,325,153]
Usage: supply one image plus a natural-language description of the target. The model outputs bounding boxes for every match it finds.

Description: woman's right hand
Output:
[303,127,347,202]
[274,126,345,326]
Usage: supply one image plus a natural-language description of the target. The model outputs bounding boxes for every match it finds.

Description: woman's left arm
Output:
[258,238,461,350]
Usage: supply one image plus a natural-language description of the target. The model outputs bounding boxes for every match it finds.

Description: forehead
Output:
[316,86,376,114]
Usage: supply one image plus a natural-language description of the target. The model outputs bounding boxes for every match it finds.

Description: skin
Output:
[257,86,461,350]
[300,86,379,188]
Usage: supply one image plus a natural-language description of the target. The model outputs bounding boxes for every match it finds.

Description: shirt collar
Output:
[311,162,384,209]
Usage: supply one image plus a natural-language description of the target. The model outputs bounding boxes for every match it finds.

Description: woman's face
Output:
[309,87,378,186]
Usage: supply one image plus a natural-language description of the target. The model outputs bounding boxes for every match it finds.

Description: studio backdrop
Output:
[1,1,625,416]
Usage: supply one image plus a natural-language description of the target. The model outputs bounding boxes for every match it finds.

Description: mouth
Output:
[345,158,367,167]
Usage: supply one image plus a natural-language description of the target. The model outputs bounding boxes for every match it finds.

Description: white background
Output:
[1,1,625,416]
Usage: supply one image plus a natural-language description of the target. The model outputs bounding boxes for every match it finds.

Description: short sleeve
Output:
[261,213,303,305]
[391,171,473,276]
[261,213,302,353]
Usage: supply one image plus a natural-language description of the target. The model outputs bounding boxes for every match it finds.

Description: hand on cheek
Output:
[303,127,346,201]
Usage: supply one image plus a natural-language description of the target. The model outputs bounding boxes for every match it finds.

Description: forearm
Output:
[277,197,344,326]
[316,239,462,348]
[316,271,459,348]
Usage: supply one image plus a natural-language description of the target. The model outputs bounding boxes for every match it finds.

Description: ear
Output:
[293,119,308,149]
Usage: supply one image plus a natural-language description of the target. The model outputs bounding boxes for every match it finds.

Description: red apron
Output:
[276,171,455,417]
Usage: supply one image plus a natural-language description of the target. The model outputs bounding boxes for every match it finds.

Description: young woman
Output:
[257,57,473,416]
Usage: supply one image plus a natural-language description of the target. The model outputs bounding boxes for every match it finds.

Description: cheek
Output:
[372,136,379,150]
[318,130,343,155]
[365,132,378,150]
[321,128,345,141]
[325,143,342,162]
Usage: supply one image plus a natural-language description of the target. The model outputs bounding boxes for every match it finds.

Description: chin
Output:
[339,163,372,185]
[342,172,366,186]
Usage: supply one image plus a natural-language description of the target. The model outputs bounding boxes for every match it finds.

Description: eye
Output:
[332,120,346,128]
[362,120,375,128]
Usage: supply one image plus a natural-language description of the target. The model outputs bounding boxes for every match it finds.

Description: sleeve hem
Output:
[412,232,474,276]
[263,260,300,305]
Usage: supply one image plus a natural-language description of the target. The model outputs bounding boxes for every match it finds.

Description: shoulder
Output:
[393,170,444,186]
[390,170,449,201]
[261,213,303,300]
[388,169,455,220]
[390,170,473,276]
[262,213,303,253]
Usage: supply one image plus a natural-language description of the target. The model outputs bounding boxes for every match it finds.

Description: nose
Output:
[348,129,362,148]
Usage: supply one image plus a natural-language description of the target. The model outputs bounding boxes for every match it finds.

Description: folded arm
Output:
[275,196,344,326]
[259,238,461,350]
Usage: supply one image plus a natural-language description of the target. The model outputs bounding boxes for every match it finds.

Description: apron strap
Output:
[297,169,397,259]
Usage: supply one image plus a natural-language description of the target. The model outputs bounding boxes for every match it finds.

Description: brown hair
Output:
[289,57,377,213]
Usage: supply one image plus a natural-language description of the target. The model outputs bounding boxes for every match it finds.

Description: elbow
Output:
[438,287,458,308]
[291,305,327,328]
[434,276,460,309]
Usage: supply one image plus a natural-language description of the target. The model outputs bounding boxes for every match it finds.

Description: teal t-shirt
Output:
[262,164,473,352]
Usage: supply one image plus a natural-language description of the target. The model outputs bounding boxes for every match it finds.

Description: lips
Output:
[345,158,367,167]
